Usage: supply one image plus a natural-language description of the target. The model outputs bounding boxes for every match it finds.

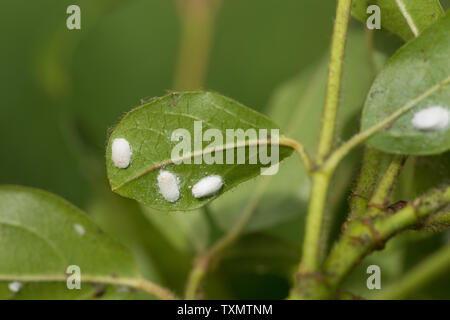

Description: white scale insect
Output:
[411,106,449,131]
[157,170,180,202]
[8,281,22,293]
[192,175,224,199]
[111,138,132,168]
[73,223,86,236]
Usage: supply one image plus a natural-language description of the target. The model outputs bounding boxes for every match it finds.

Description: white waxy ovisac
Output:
[112,138,132,168]
[8,281,22,293]
[192,175,224,198]
[157,170,180,202]
[411,106,449,131]
[73,223,86,236]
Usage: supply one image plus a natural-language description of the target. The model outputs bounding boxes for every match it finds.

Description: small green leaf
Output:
[352,0,444,41]
[106,91,293,211]
[0,185,142,299]
[361,13,450,155]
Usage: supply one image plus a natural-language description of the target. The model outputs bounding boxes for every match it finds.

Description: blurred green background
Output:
[1,0,449,299]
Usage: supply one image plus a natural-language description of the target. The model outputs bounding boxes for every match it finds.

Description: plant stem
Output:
[174,0,220,90]
[378,244,450,299]
[316,0,353,164]
[347,7,386,215]
[297,0,354,275]
[184,264,207,300]
[349,147,383,219]
[365,155,407,217]
[0,274,177,300]
[291,185,450,299]
[299,171,330,272]
[420,209,450,232]
[370,155,406,205]
[319,186,450,298]
[322,75,450,174]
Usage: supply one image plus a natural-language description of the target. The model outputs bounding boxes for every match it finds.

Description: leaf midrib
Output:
[395,0,420,37]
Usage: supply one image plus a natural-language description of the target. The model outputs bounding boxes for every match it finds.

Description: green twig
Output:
[299,171,331,272]
[184,264,207,300]
[420,209,450,232]
[365,155,407,217]
[316,0,354,164]
[308,186,450,299]
[298,0,354,276]
[349,147,383,219]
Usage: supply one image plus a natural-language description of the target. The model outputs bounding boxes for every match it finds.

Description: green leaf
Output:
[106,91,293,211]
[352,0,444,41]
[0,185,146,299]
[361,13,450,155]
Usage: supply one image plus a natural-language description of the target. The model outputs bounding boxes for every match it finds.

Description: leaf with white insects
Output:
[106,91,293,211]
[361,13,450,155]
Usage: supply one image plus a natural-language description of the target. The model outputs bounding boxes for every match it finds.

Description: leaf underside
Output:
[361,13,450,155]
[0,185,141,299]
